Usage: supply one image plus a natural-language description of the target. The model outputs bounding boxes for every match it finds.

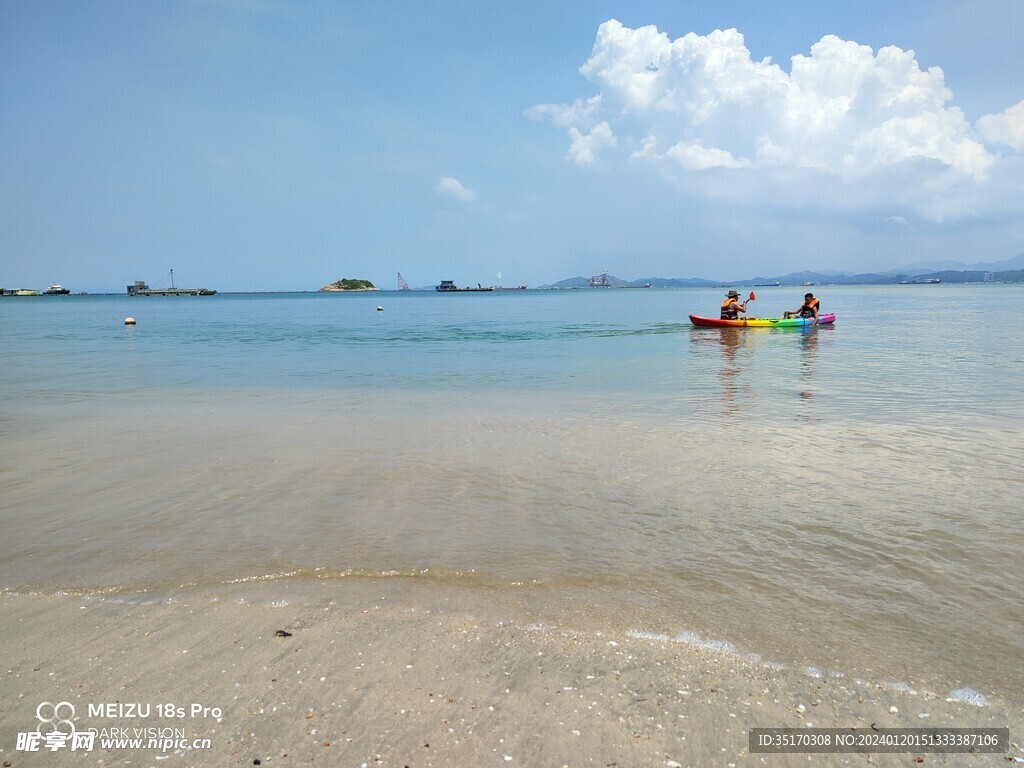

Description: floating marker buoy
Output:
[377,306,383,312]
[124,317,136,325]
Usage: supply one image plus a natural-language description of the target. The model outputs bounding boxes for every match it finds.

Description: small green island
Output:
[319,279,377,292]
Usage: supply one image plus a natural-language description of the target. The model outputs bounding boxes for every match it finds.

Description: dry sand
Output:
[1,592,1020,767]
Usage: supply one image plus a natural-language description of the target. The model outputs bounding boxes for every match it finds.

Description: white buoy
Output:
[377,306,383,312]
[124,317,136,325]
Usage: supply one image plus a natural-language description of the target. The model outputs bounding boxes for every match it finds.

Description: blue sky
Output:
[1,0,1022,292]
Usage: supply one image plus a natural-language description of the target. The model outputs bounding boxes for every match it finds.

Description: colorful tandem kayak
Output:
[689,313,836,328]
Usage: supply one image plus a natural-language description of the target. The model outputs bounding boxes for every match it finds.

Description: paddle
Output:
[745,291,756,317]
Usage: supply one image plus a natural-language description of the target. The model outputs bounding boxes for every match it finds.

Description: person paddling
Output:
[783,293,820,325]
[720,290,751,320]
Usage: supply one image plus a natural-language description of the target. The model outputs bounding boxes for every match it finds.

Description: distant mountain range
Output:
[540,252,1024,289]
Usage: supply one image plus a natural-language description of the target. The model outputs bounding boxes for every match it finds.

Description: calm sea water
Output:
[2,285,1022,701]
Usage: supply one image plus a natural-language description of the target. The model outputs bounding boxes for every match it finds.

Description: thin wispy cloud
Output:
[526,96,604,131]
[435,176,476,203]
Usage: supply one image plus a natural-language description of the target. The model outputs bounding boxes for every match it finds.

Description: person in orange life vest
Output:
[783,293,820,324]
[720,290,749,320]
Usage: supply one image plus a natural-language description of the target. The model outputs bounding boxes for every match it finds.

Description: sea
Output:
[2,284,1022,704]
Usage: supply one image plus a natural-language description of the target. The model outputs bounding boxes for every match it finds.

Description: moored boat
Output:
[43,284,71,294]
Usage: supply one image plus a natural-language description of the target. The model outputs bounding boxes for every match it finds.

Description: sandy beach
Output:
[2,591,1020,767]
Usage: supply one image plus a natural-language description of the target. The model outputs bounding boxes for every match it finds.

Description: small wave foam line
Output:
[674,630,738,654]
[209,565,520,589]
[4,585,151,599]
[882,680,918,694]
[626,628,742,655]
[6,565,542,601]
[947,687,989,706]
[626,630,670,642]
[624,627,983,706]
[308,566,532,588]
[224,570,302,584]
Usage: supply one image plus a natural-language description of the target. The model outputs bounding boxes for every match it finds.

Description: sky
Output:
[1,0,1022,292]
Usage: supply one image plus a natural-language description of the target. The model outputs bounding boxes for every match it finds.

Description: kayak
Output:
[689,313,836,328]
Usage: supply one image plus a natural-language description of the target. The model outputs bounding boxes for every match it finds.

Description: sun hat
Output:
[727,290,740,298]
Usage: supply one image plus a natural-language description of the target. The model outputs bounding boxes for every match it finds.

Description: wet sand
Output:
[1,592,1020,767]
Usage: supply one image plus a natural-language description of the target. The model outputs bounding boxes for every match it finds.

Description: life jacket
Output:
[721,298,739,320]
[799,298,820,318]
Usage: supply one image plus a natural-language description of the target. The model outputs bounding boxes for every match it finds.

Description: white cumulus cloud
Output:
[435,176,476,202]
[977,100,1024,152]
[531,20,998,183]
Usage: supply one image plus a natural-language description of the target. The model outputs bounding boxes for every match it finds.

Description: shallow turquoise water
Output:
[3,285,1022,422]
[2,285,1022,701]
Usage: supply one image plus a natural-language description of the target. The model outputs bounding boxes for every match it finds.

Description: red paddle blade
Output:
[748,291,756,301]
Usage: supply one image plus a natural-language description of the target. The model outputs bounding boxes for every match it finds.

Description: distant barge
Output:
[129,281,216,296]
[128,270,216,296]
